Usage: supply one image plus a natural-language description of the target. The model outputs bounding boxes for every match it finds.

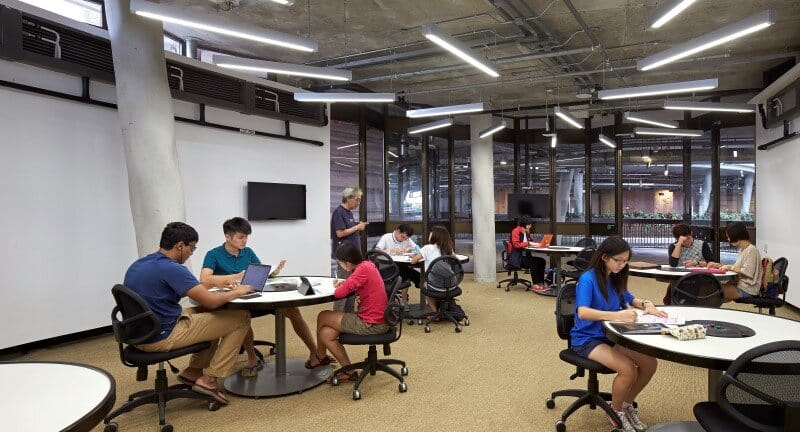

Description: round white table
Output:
[525,246,584,297]
[630,266,737,282]
[0,361,115,432]
[390,253,470,321]
[604,306,800,400]
[222,276,338,398]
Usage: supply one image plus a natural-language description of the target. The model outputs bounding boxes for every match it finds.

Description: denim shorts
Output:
[736,288,753,299]
[572,338,614,358]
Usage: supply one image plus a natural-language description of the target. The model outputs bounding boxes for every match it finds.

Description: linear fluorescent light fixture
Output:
[213,55,350,81]
[409,118,453,134]
[406,102,484,118]
[649,0,697,29]
[479,120,507,138]
[336,143,359,149]
[294,92,396,103]
[421,24,500,77]
[663,100,755,113]
[551,135,558,148]
[598,78,718,100]
[130,0,317,52]
[635,127,703,137]
[266,0,295,5]
[554,106,584,129]
[598,133,617,148]
[623,112,678,128]
[638,11,775,71]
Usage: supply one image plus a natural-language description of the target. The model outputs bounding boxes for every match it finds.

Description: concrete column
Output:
[106,0,186,257]
[741,173,754,214]
[470,114,496,283]
[699,170,712,217]
[573,170,584,216]
[556,169,575,222]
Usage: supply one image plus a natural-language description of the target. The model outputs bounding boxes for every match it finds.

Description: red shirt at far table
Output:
[334,261,388,324]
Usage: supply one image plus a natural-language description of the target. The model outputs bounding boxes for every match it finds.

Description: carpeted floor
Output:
[3,275,798,432]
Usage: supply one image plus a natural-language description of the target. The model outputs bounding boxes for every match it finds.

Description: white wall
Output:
[0,62,330,349]
[755,108,800,307]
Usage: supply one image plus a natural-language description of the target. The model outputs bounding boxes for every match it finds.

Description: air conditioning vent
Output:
[253,84,325,124]
[22,16,113,75]
[166,61,243,106]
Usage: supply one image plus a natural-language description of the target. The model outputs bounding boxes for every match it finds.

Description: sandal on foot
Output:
[192,380,229,405]
[326,371,358,384]
[240,358,265,377]
[304,354,334,369]
[177,374,197,386]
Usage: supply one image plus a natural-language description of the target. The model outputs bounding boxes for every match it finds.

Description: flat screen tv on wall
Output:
[507,193,550,219]
[247,182,307,220]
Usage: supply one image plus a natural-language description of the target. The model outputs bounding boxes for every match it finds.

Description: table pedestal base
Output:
[224,359,332,398]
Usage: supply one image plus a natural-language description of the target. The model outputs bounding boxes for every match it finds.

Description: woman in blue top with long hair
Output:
[571,236,667,432]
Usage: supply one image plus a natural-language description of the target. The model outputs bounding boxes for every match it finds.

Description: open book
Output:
[636,309,685,325]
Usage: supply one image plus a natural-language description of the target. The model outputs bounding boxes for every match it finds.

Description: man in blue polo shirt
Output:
[124,222,252,405]
[330,186,368,312]
[201,217,320,374]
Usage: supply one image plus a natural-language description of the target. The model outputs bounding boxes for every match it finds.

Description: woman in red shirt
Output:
[308,242,389,382]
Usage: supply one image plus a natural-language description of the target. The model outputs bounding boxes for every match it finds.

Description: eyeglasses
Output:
[609,256,629,264]
[185,243,197,252]
[350,196,362,201]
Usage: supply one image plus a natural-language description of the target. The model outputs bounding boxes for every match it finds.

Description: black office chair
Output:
[562,247,596,283]
[693,340,800,432]
[546,281,625,432]
[671,273,724,307]
[366,249,412,292]
[332,277,409,400]
[422,255,469,333]
[104,285,218,432]
[498,239,532,291]
[737,258,789,315]
[574,237,597,248]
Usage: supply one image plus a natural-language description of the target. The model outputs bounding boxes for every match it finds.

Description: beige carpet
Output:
[4,276,798,432]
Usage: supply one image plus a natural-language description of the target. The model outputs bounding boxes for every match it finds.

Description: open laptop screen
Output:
[240,264,271,291]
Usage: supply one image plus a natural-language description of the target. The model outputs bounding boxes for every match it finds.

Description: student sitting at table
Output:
[707,221,762,302]
[508,216,546,288]
[663,223,715,304]
[308,242,388,382]
[200,217,321,375]
[410,225,454,314]
[571,236,667,432]
[124,222,253,405]
[668,223,713,267]
[375,223,421,289]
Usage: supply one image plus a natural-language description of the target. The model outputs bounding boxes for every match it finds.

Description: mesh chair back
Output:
[365,250,401,285]
[384,278,404,341]
[575,237,597,248]
[774,258,788,280]
[501,240,512,270]
[672,273,724,307]
[556,282,578,344]
[573,247,596,272]
[425,255,464,291]
[716,340,800,432]
[111,284,161,346]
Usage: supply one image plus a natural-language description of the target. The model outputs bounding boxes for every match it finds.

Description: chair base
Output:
[422,299,468,333]
[104,364,218,429]
[547,371,625,430]
[332,345,407,399]
[497,271,532,292]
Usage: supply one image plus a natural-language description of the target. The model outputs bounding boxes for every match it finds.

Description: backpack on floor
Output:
[760,257,781,298]
[446,300,467,322]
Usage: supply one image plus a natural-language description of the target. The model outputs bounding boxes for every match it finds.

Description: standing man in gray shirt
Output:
[330,186,368,312]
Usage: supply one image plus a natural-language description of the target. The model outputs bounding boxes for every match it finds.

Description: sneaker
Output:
[623,404,647,432]
[608,411,636,432]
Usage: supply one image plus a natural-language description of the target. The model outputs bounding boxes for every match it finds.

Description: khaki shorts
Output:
[340,313,389,335]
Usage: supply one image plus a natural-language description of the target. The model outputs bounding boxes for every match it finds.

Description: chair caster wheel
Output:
[463,318,470,326]
[496,283,501,288]
[546,398,555,409]
[331,377,340,386]
[398,382,408,392]
[401,366,409,376]
[424,326,431,333]
[352,390,361,400]
[160,424,174,432]
[417,319,423,325]
[208,401,220,411]
[103,422,118,432]
[407,319,414,325]
[455,326,462,333]
[555,420,566,432]
[505,286,510,292]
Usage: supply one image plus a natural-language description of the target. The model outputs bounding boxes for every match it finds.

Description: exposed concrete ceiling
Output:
[158,0,800,116]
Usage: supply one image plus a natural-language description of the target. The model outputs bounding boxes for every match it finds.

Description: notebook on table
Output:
[237,264,272,299]
[609,322,666,335]
[686,267,727,274]
[530,234,553,248]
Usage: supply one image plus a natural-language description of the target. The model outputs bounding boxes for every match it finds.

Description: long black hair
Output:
[588,236,632,302]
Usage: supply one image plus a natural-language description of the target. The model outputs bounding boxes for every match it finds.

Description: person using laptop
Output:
[200,217,322,376]
[124,222,253,405]
[375,223,421,290]
[507,216,546,288]
[307,242,388,383]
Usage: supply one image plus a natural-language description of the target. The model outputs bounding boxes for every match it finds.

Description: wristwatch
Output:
[641,300,653,309]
